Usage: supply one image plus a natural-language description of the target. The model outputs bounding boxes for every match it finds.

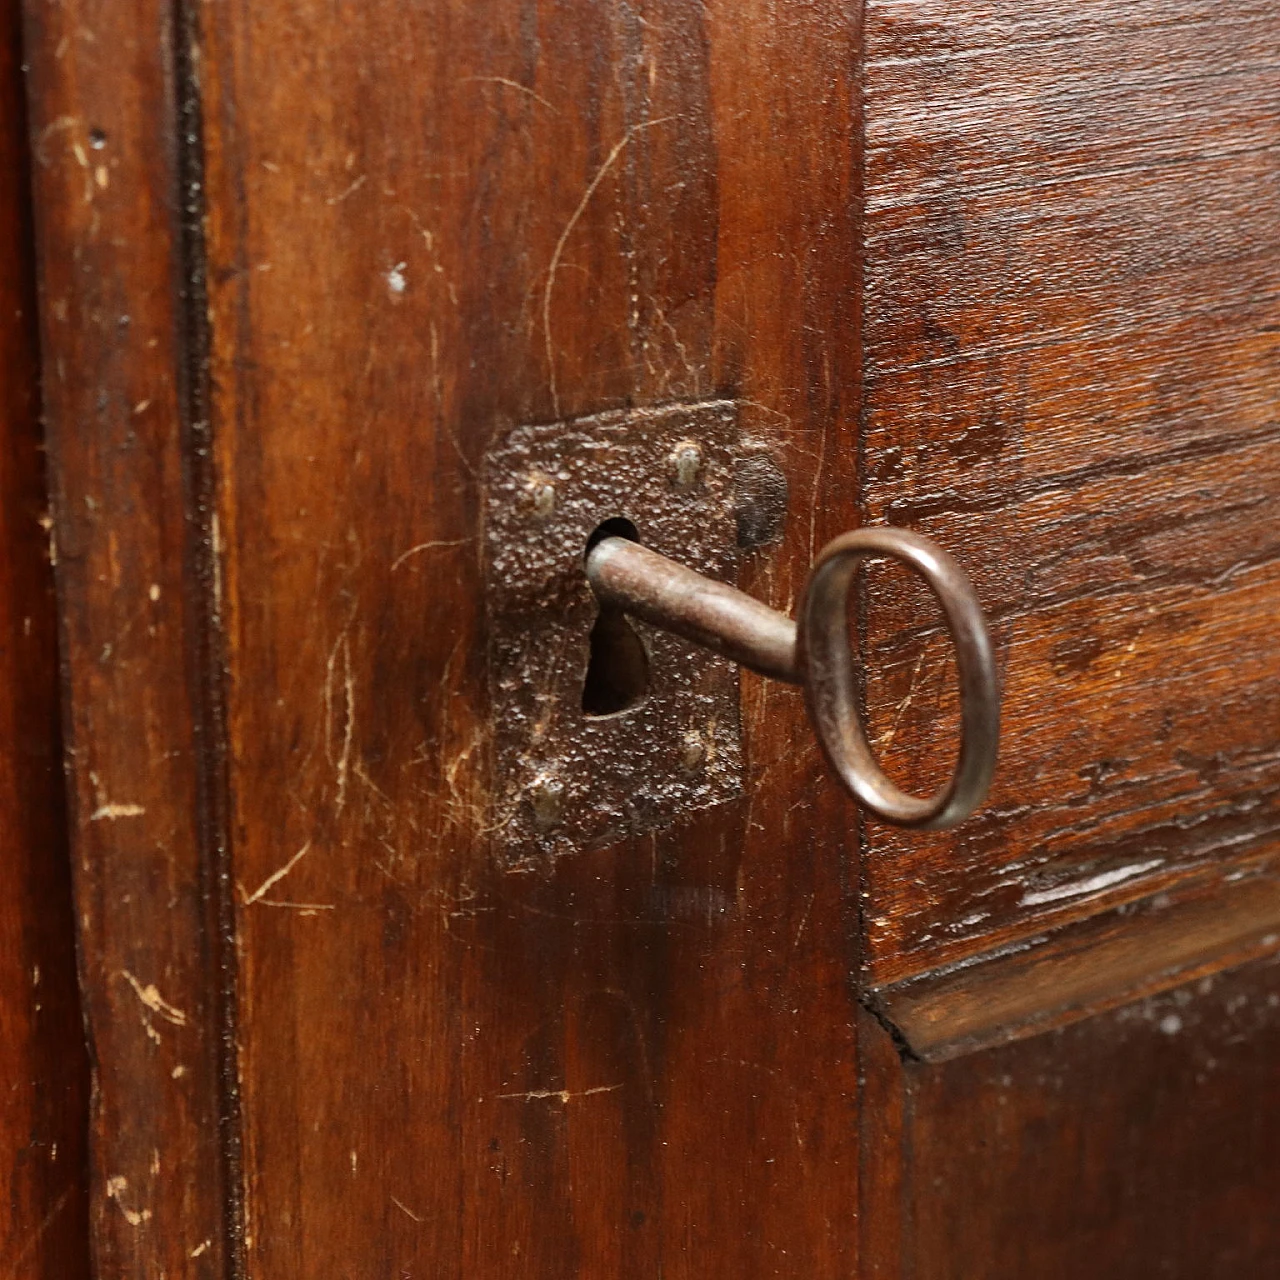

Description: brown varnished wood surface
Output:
[22,0,234,1272]
[877,850,1280,1060]
[853,13,1280,1264]
[862,952,1280,1279]
[25,0,1280,1271]
[858,1,1280,998]
[199,1,863,1274]
[0,4,89,1272]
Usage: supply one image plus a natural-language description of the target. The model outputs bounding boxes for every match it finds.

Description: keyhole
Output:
[582,519,650,717]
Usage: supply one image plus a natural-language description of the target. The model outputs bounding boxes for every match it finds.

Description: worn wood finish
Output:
[0,4,89,1272]
[199,0,862,1273]
[21,0,234,1272]
[25,0,1280,1272]
[863,951,1280,1279]
[858,1,1280,1001]
[875,849,1280,1060]
[852,10,1280,1270]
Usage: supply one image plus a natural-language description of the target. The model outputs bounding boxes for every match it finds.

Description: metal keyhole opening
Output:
[582,519,650,717]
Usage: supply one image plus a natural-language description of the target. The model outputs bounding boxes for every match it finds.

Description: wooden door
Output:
[17,0,1280,1276]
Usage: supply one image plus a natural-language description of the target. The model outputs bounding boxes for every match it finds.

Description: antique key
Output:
[585,525,1000,830]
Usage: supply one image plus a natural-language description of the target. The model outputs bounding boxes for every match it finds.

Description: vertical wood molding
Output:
[21,0,235,1272]
[0,0,90,1273]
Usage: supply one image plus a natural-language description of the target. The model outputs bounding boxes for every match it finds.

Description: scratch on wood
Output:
[32,114,80,165]
[649,295,700,391]
[324,630,355,812]
[390,1195,423,1223]
[793,892,816,949]
[325,173,367,205]
[89,801,147,821]
[37,510,57,566]
[390,537,470,572]
[461,75,558,113]
[105,1176,152,1227]
[1020,859,1165,907]
[496,1083,622,1103]
[441,723,488,834]
[252,899,335,914]
[354,760,392,809]
[240,840,312,905]
[118,970,188,1026]
[874,638,938,751]
[808,417,828,563]
[6,1186,73,1271]
[542,117,677,415]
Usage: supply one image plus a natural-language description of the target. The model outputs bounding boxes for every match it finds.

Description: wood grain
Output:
[26,0,1280,1270]
[863,951,1280,1278]
[874,851,1280,1060]
[198,0,864,1274]
[0,3,89,1272]
[858,0,1280,991]
[21,0,235,1271]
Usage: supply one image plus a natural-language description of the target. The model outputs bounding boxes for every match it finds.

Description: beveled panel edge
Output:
[869,847,1280,1062]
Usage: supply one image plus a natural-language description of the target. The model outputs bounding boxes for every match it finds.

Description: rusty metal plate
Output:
[484,401,743,863]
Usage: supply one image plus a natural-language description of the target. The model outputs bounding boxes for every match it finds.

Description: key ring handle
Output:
[797,527,1000,830]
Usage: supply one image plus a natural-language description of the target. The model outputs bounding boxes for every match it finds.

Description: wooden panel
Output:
[22,0,235,1271]
[862,951,1280,1278]
[858,1,1280,997]
[199,0,863,1274]
[0,3,89,1272]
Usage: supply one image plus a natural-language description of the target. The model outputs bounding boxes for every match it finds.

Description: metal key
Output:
[585,526,1000,830]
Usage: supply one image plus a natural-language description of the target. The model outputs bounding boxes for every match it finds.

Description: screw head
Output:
[668,441,703,491]
[525,471,556,518]
[527,775,564,831]
[680,730,707,773]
